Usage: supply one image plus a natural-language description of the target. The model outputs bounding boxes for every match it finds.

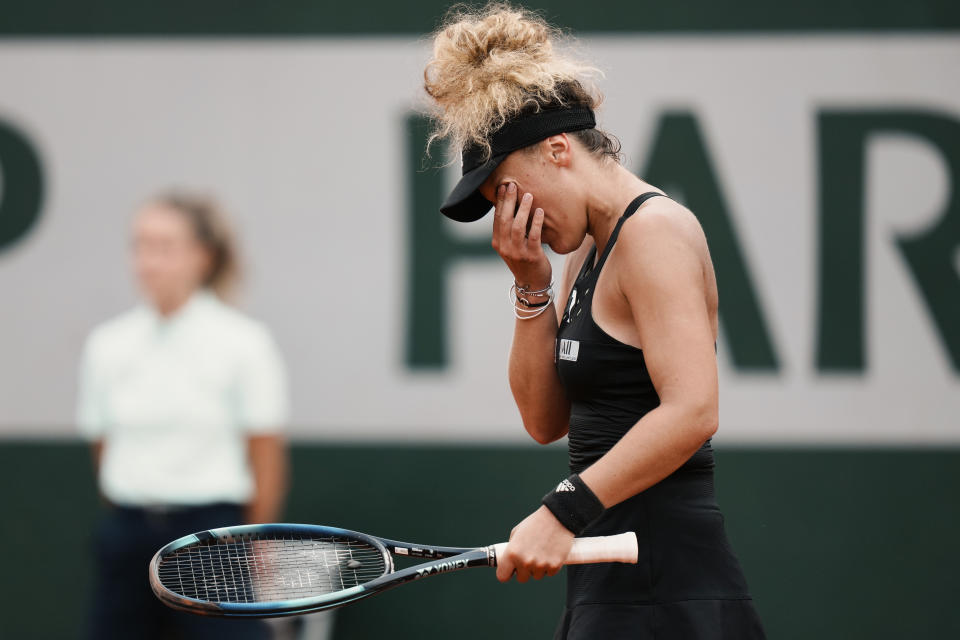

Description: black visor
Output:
[439,105,597,222]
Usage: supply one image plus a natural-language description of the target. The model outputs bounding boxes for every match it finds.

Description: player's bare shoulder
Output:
[617,195,710,262]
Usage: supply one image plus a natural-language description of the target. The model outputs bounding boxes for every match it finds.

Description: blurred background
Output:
[1,1,958,638]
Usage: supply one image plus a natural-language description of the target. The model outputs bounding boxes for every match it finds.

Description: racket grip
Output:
[492,531,638,566]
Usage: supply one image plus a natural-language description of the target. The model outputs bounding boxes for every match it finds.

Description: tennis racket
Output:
[149,523,638,617]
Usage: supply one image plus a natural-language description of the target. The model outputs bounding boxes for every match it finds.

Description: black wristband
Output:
[541,474,605,536]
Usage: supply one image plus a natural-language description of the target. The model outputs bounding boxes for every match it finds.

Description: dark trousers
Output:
[87,502,271,640]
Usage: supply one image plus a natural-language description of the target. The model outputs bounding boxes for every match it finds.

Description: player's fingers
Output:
[546,565,562,578]
[514,566,531,584]
[491,184,507,252]
[496,550,516,583]
[511,192,533,245]
[526,208,545,247]
[497,182,518,250]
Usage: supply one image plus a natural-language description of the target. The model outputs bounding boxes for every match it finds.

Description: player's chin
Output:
[545,236,575,255]
[539,231,558,252]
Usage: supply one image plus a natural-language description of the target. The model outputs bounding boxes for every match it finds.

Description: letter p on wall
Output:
[0,118,44,253]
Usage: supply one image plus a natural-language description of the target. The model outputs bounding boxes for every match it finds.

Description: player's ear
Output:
[543,134,572,167]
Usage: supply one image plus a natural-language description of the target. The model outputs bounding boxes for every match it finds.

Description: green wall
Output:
[0,442,957,638]
[1,0,958,34]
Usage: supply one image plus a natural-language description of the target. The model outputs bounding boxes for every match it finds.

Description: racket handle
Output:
[492,531,638,566]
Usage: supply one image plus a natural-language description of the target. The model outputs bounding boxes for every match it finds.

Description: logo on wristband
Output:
[556,479,576,492]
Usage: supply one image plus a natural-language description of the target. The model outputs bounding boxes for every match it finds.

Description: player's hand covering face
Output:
[491,182,553,289]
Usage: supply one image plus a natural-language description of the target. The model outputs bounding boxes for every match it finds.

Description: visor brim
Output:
[439,154,506,222]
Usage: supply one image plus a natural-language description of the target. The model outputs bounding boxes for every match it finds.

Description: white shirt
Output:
[77,291,288,506]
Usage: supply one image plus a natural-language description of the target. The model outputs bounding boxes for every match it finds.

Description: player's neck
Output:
[585,164,650,258]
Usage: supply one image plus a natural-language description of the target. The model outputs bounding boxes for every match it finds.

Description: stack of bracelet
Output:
[510,281,555,319]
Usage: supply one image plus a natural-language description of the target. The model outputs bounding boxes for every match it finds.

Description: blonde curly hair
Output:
[424,2,617,161]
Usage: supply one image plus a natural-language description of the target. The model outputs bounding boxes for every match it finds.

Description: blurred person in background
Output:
[77,191,289,639]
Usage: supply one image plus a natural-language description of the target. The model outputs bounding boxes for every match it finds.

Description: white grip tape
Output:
[492,531,638,566]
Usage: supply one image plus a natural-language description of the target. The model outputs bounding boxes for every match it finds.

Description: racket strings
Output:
[155,534,387,604]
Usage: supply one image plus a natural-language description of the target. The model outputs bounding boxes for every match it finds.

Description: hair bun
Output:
[424,2,600,157]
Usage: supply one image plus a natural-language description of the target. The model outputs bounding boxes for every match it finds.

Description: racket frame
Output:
[150,523,400,617]
[150,523,636,618]
[149,523,498,617]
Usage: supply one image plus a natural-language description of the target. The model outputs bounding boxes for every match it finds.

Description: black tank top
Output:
[550,193,762,637]
[555,192,714,473]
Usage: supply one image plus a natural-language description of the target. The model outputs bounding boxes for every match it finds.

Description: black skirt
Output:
[554,464,766,639]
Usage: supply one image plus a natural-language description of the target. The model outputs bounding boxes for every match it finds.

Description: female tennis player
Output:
[424,4,765,638]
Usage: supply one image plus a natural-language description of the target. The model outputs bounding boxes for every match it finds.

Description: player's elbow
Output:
[517,402,570,445]
[525,419,568,445]
[528,429,561,445]
[689,400,719,441]
[667,395,717,442]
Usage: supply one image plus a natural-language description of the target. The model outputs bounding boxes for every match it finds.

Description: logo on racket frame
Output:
[415,558,469,579]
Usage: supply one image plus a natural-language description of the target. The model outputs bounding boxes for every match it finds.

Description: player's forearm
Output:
[508,305,570,444]
[580,400,717,508]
